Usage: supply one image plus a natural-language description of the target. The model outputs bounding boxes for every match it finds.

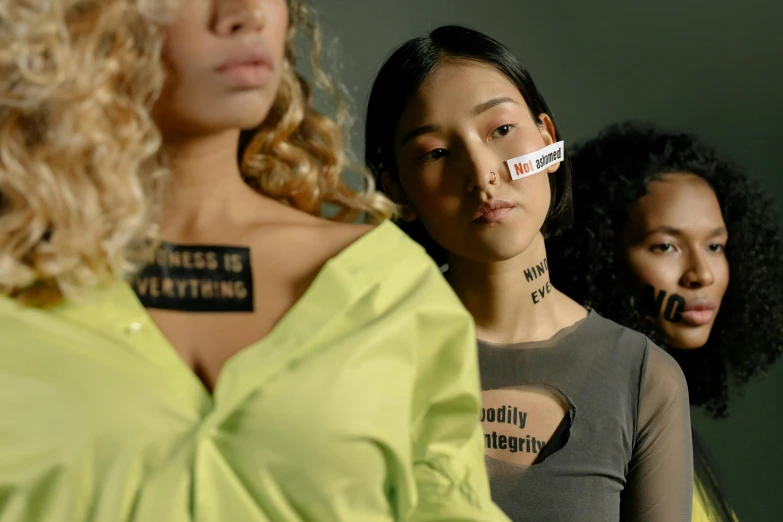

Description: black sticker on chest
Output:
[131,242,254,312]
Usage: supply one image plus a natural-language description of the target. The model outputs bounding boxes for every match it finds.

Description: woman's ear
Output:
[537,113,561,174]
[381,171,418,222]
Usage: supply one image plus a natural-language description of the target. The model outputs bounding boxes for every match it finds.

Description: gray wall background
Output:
[311,1,783,519]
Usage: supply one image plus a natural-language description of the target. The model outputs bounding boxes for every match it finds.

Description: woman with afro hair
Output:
[548,121,783,522]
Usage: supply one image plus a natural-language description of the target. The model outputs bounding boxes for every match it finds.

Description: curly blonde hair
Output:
[0,0,170,306]
[1,0,395,306]
[239,0,396,223]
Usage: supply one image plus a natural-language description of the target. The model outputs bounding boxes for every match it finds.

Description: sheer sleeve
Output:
[620,340,693,521]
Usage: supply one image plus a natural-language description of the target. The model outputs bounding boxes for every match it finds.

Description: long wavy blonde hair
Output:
[0,0,395,306]
[239,0,395,222]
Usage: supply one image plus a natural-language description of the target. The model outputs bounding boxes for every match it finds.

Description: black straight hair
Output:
[364,25,573,265]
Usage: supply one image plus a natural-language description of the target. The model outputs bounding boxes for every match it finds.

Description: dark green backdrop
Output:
[311,0,782,519]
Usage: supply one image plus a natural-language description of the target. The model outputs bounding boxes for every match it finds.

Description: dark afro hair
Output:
[548,121,783,418]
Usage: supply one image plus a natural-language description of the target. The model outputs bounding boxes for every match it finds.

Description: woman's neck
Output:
[447,232,587,344]
[159,129,275,242]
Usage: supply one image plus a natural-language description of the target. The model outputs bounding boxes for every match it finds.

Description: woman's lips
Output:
[216,62,273,88]
[680,309,716,326]
[679,299,717,326]
[473,200,515,224]
[215,46,274,88]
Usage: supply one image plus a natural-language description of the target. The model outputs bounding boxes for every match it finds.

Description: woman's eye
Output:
[650,243,675,253]
[709,243,726,253]
[490,124,514,139]
[419,148,449,162]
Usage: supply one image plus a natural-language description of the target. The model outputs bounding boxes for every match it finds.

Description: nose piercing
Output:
[489,171,497,184]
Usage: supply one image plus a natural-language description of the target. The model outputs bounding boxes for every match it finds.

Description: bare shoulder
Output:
[316,221,375,253]
[279,211,375,258]
[247,199,373,250]
[245,203,379,278]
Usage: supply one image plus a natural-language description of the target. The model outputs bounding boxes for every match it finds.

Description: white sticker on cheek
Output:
[505,141,565,181]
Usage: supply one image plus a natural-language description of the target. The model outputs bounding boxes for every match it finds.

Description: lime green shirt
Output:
[0,221,508,522]
[693,474,739,522]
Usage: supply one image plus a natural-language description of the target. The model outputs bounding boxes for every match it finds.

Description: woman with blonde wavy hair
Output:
[0,1,508,521]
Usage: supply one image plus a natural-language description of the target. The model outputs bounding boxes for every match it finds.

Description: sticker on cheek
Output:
[505,140,564,181]
[641,284,685,324]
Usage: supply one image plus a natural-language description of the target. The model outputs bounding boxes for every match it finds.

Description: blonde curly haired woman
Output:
[0,1,508,521]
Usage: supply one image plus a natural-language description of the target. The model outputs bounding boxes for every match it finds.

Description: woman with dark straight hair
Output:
[365,25,693,522]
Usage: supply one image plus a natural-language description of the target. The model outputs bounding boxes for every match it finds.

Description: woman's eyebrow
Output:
[471,96,517,116]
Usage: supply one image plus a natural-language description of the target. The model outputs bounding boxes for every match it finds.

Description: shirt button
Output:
[124,322,143,336]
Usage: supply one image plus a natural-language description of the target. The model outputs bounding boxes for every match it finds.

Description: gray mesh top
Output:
[477,309,693,522]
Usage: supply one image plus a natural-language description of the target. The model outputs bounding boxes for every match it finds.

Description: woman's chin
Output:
[662,323,712,350]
